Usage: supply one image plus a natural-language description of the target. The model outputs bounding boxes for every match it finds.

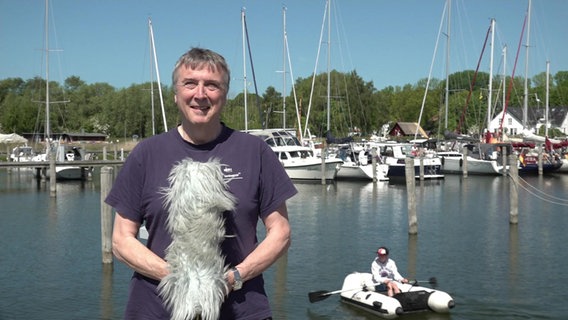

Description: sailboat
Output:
[33,0,87,181]
[511,0,562,174]
[437,15,510,175]
[335,142,389,181]
[419,1,509,176]
[247,6,342,181]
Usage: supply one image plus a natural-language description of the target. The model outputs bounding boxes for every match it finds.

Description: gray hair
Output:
[172,47,231,92]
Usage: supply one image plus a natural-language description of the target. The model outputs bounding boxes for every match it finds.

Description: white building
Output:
[488,106,568,137]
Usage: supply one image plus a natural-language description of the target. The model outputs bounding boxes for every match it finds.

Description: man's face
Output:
[174,64,228,126]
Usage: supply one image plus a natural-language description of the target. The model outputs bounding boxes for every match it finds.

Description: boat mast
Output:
[241,8,248,131]
[303,0,328,140]
[444,0,451,130]
[282,6,287,129]
[149,19,156,135]
[522,0,532,129]
[148,18,167,133]
[499,8,527,140]
[545,60,549,137]
[417,0,448,140]
[487,18,495,133]
[281,9,303,141]
[44,0,50,149]
[502,45,507,127]
[326,0,331,132]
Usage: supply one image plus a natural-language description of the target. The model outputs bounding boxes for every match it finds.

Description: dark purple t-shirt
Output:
[105,125,297,320]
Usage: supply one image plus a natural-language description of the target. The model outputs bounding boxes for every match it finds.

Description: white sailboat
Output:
[512,0,561,173]
[335,143,389,181]
[33,0,86,181]
[439,17,509,175]
[245,6,342,181]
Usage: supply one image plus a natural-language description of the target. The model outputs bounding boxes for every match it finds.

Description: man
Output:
[371,247,408,296]
[107,47,297,320]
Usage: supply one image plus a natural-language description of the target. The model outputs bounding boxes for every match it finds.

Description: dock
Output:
[0,160,124,168]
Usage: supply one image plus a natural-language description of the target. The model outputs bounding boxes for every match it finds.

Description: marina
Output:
[1,168,568,319]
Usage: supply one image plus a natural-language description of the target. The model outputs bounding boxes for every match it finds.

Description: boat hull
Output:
[340,272,454,319]
[283,160,341,180]
[336,163,389,181]
[558,158,568,173]
[36,166,88,181]
[518,162,562,174]
[386,158,444,180]
[518,155,563,174]
[439,152,505,175]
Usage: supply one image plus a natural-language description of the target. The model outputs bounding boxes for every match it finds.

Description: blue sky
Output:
[1,0,567,98]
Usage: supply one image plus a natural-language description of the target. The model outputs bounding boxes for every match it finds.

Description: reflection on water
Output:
[101,263,115,320]
[2,170,568,319]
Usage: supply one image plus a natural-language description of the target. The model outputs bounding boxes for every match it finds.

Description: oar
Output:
[410,277,438,287]
[308,285,369,303]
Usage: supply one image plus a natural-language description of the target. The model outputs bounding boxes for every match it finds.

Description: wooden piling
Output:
[49,149,56,197]
[462,147,469,178]
[100,166,114,264]
[405,157,418,234]
[371,147,377,182]
[537,144,543,175]
[321,144,326,185]
[502,147,508,176]
[508,154,519,224]
[419,157,424,181]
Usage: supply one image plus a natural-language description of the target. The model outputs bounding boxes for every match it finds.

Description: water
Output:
[1,169,567,319]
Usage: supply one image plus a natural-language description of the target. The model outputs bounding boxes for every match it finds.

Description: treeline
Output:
[1,70,567,140]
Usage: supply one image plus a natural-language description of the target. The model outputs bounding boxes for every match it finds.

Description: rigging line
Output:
[304,0,328,140]
[499,7,528,139]
[330,2,355,133]
[456,21,492,134]
[515,174,568,203]
[284,33,302,142]
[415,0,447,141]
[508,174,568,205]
[243,14,264,129]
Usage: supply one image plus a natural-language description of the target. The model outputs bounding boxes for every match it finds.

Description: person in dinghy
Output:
[371,247,408,296]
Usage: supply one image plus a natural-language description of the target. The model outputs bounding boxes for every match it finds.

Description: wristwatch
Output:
[231,267,243,291]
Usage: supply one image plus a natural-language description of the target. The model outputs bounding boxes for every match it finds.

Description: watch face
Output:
[232,268,242,290]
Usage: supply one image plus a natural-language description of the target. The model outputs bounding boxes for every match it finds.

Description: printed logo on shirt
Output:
[221,164,243,183]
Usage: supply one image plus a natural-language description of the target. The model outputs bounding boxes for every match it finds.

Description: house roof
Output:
[388,122,428,138]
[506,106,568,127]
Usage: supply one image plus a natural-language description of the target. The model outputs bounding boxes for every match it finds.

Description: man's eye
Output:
[206,83,220,91]
[183,82,197,89]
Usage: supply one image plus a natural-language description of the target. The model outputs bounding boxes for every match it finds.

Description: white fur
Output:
[159,158,236,320]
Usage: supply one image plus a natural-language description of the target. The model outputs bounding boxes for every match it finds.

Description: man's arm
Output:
[112,213,170,280]
[227,203,291,287]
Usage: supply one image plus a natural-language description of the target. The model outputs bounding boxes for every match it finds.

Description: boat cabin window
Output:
[380,146,394,157]
[289,151,300,158]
